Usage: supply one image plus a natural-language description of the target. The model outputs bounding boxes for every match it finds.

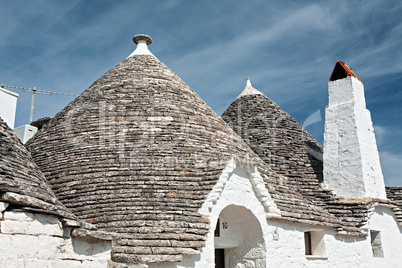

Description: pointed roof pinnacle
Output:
[329,60,361,82]
[128,34,155,58]
[236,77,264,99]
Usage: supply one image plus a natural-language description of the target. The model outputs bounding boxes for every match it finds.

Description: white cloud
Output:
[373,125,387,145]
[379,151,402,186]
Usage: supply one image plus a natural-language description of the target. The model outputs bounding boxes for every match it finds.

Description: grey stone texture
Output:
[22,51,400,265]
[386,187,402,222]
[26,55,279,264]
[220,92,399,234]
[0,117,75,219]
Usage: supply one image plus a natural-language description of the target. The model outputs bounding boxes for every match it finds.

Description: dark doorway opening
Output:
[215,248,225,268]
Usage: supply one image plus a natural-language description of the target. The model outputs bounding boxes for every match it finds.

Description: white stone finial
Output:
[246,77,252,87]
[236,77,264,99]
[128,34,155,58]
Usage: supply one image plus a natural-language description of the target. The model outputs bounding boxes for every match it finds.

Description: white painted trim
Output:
[199,157,281,218]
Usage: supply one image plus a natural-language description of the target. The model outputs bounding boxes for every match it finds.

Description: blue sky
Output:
[0,0,401,186]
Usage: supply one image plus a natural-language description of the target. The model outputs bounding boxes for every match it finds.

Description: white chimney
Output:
[323,61,386,199]
[0,87,19,129]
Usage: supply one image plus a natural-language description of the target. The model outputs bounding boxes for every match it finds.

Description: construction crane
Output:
[0,84,79,124]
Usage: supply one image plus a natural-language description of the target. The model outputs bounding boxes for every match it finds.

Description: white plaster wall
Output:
[260,206,402,268]
[0,87,18,129]
[0,208,111,267]
[367,206,402,267]
[219,205,266,268]
[147,161,401,268]
[263,219,371,268]
[324,76,386,199]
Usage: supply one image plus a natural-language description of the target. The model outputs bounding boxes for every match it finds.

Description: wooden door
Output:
[215,249,225,268]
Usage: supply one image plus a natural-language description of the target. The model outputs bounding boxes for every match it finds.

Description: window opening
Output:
[304,230,326,257]
[370,231,384,258]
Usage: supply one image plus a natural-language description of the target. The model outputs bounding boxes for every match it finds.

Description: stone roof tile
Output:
[26,49,274,263]
[0,117,76,219]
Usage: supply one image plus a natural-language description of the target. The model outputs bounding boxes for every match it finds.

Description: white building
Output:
[0,87,18,129]
[1,34,401,267]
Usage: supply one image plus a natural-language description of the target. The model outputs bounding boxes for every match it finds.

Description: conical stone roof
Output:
[27,35,282,264]
[222,78,324,188]
[386,187,402,222]
[221,79,379,234]
[0,117,76,219]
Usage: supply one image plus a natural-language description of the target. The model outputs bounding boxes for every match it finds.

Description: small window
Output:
[304,232,312,255]
[304,230,326,257]
[370,231,384,258]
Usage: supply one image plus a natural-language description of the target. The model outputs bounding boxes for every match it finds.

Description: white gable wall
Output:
[368,206,402,267]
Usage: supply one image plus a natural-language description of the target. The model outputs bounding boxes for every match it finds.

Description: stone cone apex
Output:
[128,34,155,57]
[236,77,264,99]
[323,61,386,199]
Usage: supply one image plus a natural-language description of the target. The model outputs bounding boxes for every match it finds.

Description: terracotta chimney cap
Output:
[329,60,361,82]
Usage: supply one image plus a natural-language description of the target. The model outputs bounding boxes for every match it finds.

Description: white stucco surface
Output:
[0,87,18,129]
[147,159,401,268]
[13,124,38,144]
[367,206,402,267]
[0,209,111,267]
[323,76,386,199]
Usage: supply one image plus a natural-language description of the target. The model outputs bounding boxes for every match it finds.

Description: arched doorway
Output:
[214,205,266,268]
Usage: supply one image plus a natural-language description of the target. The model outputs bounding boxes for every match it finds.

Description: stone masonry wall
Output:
[0,203,111,267]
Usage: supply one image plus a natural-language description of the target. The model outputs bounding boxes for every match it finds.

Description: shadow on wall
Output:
[215,205,266,268]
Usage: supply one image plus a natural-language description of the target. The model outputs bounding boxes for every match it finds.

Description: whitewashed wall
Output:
[0,204,111,267]
[323,76,386,199]
[147,160,402,268]
[368,206,402,267]
[0,88,18,129]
